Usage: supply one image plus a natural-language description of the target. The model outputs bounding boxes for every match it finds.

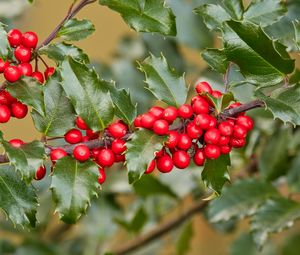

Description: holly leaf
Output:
[294,20,300,50]
[201,49,229,74]
[31,72,77,137]
[208,179,278,223]
[251,198,300,249]
[0,165,37,227]
[222,0,244,20]
[0,132,45,183]
[50,157,100,224]
[99,0,176,36]
[60,57,114,131]
[126,129,167,184]
[139,54,187,107]
[39,42,89,64]
[0,22,11,59]
[57,18,95,41]
[201,154,231,195]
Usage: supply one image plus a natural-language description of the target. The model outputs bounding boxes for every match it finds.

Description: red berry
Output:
[35,165,46,180]
[172,150,190,169]
[236,116,254,131]
[50,148,67,162]
[0,90,15,105]
[11,102,28,119]
[208,116,217,128]
[134,115,142,127]
[98,167,106,184]
[220,145,231,154]
[204,145,221,159]
[192,97,209,114]
[91,147,102,159]
[204,128,221,145]
[149,106,164,119]
[14,45,32,63]
[64,129,82,144]
[230,138,246,148]
[177,133,192,150]
[218,121,234,136]
[82,136,89,142]
[233,125,247,139]
[219,136,230,146]
[44,67,55,80]
[0,59,10,73]
[0,105,11,123]
[73,144,90,162]
[140,113,157,129]
[178,104,193,119]
[86,129,99,139]
[194,149,206,166]
[156,155,174,173]
[115,154,125,162]
[7,29,22,47]
[154,148,164,158]
[166,131,179,149]
[9,139,25,148]
[111,139,126,154]
[108,122,128,138]
[31,71,44,84]
[186,122,203,139]
[145,160,156,174]
[98,148,115,167]
[194,114,211,129]
[163,106,178,123]
[22,31,38,49]
[4,66,21,83]
[18,63,32,76]
[212,90,222,98]
[195,81,212,94]
[153,119,169,135]
[76,116,89,130]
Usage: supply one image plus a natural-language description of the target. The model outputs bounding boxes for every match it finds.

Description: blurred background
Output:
[1,0,300,255]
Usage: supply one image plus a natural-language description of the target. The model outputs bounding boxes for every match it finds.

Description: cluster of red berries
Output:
[0,28,55,84]
[133,81,254,174]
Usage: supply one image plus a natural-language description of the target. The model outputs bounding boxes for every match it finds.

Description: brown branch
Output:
[109,199,208,255]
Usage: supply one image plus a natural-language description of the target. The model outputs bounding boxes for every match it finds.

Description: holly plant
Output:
[0,0,300,254]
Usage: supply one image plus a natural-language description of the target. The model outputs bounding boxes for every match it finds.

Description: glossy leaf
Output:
[51,157,100,224]
[0,22,10,59]
[201,49,229,74]
[222,0,244,20]
[99,0,176,36]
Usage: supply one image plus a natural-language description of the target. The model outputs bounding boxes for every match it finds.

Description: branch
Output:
[109,199,208,255]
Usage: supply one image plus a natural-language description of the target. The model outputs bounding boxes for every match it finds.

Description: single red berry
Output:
[64,129,82,144]
[178,104,193,119]
[195,81,213,94]
[208,116,217,129]
[91,147,103,160]
[145,160,156,174]
[98,167,106,184]
[111,139,126,154]
[186,122,203,139]
[156,155,174,173]
[134,115,142,127]
[108,122,128,138]
[172,150,190,169]
[0,105,11,123]
[192,97,209,114]
[0,59,10,73]
[73,144,90,162]
[140,113,157,129]
[163,106,178,123]
[35,165,46,180]
[22,31,38,49]
[228,119,235,126]
[204,144,221,159]
[230,138,246,148]
[194,149,206,166]
[76,116,89,130]
[115,154,125,162]
[9,139,25,148]
[177,133,192,150]
[7,29,22,47]
[31,71,44,84]
[14,45,32,63]
[50,148,67,162]
[86,129,99,139]
[236,116,254,131]
[4,66,21,83]
[82,136,89,142]
[154,148,165,158]
[18,63,32,76]
[194,114,211,130]
[219,136,230,146]
[220,145,231,154]
[233,125,247,139]
[166,131,179,149]
[153,119,169,135]
[204,128,221,145]
[218,121,234,136]
[98,148,115,167]
[44,67,55,80]
[211,90,222,98]
[0,90,15,105]
[149,106,164,119]
[11,102,28,119]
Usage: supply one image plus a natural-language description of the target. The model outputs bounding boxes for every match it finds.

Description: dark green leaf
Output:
[201,154,230,195]
[208,179,278,223]
[222,0,244,20]
[176,221,194,255]
[0,165,37,227]
[51,157,100,224]
[0,22,10,59]
[126,129,167,184]
[57,18,95,41]
[251,198,300,249]
[201,49,229,74]
[139,54,187,107]
[99,0,176,36]
[60,57,114,131]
